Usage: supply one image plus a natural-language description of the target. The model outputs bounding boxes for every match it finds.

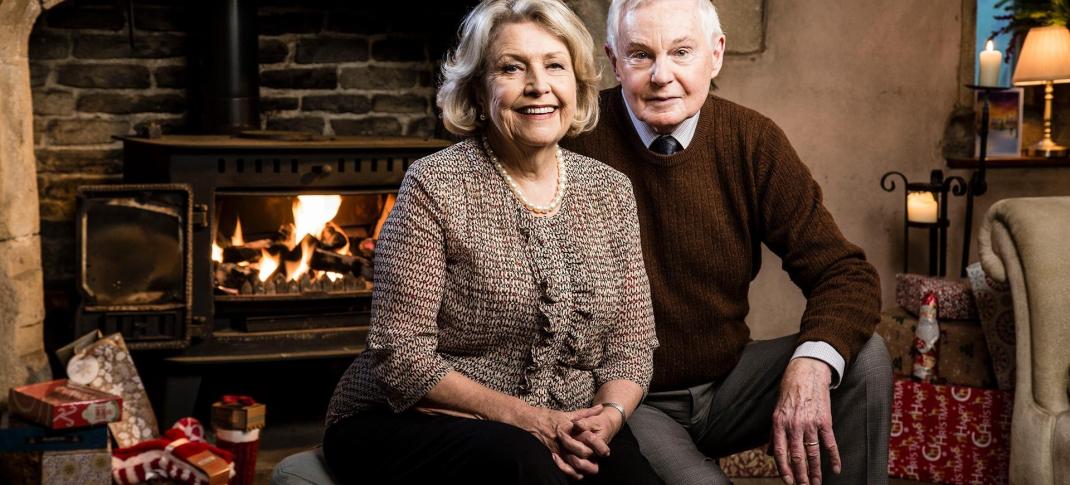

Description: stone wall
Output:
[1,0,53,409]
[30,0,448,285]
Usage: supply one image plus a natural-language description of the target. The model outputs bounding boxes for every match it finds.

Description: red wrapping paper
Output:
[211,395,263,485]
[888,379,1011,484]
[214,428,259,485]
[8,380,122,430]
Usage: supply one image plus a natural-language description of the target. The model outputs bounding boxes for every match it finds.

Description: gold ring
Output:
[804,441,820,447]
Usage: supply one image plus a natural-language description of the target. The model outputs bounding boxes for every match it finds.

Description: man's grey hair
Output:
[605,0,724,54]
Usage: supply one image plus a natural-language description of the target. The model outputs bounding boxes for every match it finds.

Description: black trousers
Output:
[323,410,664,485]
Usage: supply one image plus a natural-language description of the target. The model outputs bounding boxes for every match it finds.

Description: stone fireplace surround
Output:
[0,0,59,408]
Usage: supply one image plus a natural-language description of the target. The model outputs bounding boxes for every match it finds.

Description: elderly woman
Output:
[323,1,661,484]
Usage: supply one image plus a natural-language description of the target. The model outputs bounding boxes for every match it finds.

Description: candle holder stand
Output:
[881,170,968,276]
[881,84,1008,277]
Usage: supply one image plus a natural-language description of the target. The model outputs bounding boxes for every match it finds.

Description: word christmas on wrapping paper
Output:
[889,379,1012,484]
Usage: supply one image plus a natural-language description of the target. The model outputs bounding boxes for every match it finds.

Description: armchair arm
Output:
[979,197,1070,415]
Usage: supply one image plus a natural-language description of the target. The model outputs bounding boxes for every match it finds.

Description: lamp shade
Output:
[1012,25,1070,85]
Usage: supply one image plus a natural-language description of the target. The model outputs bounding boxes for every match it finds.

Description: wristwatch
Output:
[600,402,626,420]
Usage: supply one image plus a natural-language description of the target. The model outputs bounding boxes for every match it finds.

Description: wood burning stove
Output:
[77,135,448,364]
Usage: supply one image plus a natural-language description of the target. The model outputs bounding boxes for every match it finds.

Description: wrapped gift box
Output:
[66,333,159,447]
[0,448,111,485]
[211,397,266,432]
[719,445,777,478]
[888,378,1011,484]
[877,309,996,388]
[8,380,121,430]
[0,412,109,452]
[896,274,978,321]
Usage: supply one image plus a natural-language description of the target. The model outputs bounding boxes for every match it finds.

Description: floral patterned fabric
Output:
[966,262,1016,390]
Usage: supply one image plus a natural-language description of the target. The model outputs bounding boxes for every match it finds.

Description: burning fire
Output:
[291,195,342,248]
[231,217,244,246]
[217,194,358,290]
[258,248,278,282]
[212,217,246,263]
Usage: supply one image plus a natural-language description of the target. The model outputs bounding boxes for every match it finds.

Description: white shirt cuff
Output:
[791,341,846,389]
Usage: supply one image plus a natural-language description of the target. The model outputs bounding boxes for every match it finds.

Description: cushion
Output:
[966,262,1016,390]
[270,448,337,485]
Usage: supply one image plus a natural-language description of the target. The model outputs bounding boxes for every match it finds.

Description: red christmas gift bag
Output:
[888,378,1012,484]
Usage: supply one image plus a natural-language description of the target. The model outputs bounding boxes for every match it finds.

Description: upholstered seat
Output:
[979,197,1070,485]
[270,448,338,485]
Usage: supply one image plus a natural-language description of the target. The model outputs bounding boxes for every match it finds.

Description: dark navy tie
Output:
[650,135,683,155]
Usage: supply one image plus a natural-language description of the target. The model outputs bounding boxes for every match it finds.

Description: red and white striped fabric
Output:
[112,419,234,485]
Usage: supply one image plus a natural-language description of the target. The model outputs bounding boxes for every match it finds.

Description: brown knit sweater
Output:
[563,89,880,392]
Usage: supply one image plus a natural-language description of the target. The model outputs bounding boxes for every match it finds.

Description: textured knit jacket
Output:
[562,89,881,392]
[326,137,659,428]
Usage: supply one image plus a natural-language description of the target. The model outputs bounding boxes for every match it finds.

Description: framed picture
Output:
[975,88,1023,158]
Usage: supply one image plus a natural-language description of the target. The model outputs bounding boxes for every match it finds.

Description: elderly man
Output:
[563,0,892,484]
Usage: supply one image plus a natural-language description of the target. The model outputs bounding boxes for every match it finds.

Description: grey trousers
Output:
[630,334,892,485]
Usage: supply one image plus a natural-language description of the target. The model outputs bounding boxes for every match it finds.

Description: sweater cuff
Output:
[791,341,846,389]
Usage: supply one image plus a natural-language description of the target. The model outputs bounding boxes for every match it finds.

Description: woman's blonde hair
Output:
[437,0,600,137]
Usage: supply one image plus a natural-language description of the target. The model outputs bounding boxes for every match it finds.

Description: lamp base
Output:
[1025,138,1068,158]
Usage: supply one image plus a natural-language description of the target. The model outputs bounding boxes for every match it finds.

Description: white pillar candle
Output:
[979,40,1003,86]
[907,192,939,223]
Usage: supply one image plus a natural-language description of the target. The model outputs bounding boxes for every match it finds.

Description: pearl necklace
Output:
[484,138,567,215]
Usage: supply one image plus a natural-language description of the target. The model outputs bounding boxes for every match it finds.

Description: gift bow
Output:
[221,395,257,407]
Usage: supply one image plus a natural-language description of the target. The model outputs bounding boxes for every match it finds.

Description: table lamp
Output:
[1012,25,1070,157]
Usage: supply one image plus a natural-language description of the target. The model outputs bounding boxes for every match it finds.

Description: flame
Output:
[325,271,343,282]
[293,195,342,244]
[231,217,244,246]
[212,242,223,263]
[286,237,316,282]
[258,248,279,282]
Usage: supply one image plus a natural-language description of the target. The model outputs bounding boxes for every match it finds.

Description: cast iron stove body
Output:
[76,135,448,363]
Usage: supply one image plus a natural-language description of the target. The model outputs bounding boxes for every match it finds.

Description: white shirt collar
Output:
[622,93,700,151]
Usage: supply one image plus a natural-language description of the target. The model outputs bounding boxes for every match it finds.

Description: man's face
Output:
[607,0,725,133]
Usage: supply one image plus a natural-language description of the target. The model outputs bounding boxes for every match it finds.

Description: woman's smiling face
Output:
[483,21,577,151]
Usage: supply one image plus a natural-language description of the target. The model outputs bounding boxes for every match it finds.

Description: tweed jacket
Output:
[326,137,658,428]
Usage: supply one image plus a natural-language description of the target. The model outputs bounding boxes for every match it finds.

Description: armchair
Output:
[979,197,1070,485]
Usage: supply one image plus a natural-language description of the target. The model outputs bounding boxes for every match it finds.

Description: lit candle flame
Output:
[985,39,994,52]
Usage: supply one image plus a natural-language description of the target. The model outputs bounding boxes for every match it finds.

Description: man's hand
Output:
[770,358,842,485]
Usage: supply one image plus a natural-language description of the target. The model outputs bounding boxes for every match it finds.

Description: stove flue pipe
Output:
[197,0,259,134]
